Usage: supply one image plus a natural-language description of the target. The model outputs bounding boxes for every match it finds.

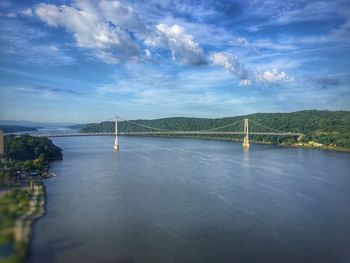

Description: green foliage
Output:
[4,134,62,161]
[0,170,13,186]
[34,154,46,171]
[0,189,31,263]
[0,231,13,245]
[22,161,32,171]
[80,110,350,148]
[14,241,28,262]
[0,189,30,231]
[1,135,62,185]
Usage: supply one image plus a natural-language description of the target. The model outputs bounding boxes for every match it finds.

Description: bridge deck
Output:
[33,131,302,138]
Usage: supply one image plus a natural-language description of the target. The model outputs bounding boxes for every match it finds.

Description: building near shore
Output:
[0,129,3,158]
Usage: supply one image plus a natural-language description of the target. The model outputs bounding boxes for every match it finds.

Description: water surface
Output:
[31,136,350,263]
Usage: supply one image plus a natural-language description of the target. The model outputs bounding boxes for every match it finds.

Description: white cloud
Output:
[145,24,207,65]
[257,69,294,83]
[100,1,145,32]
[152,16,233,47]
[34,1,210,65]
[210,52,251,86]
[31,0,295,85]
[144,49,151,59]
[21,8,33,16]
[240,79,252,86]
[210,52,293,86]
[229,37,257,51]
[75,0,146,34]
[34,2,140,63]
[94,50,120,64]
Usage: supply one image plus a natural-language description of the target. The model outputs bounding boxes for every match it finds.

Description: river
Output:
[30,136,350,263]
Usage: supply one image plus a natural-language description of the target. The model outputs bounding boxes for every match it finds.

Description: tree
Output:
[23,160,32,171]
[4,135,62,160]
[35,154,46,172]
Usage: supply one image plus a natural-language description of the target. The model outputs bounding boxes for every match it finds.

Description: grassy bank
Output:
[0,181,45,263]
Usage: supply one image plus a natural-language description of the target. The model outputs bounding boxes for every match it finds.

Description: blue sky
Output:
[0,0,349,123]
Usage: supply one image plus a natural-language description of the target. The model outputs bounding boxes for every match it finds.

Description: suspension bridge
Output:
[34,116,302,150]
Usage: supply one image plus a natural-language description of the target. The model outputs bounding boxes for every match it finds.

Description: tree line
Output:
[1,135,63,186]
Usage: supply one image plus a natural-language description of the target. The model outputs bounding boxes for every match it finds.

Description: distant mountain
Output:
[0,120,80,128]
[0,125,38,133]
[65,124,84,129]
[0,120,44,127]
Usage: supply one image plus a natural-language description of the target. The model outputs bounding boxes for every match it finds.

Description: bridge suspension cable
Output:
[118,117,172,132]
[198,119,243,132]
[77,116,115,133]
[119,117,245,133]
[248,119,292,134]
[77,116,300,136]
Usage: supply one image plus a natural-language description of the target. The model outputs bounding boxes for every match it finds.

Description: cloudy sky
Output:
[0,0,349,122]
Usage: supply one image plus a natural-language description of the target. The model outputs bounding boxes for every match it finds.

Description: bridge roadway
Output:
[33,131,302,138]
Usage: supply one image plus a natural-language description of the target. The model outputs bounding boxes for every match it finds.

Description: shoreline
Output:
[14,181,46,263]
[26,182,47,263]
[0,181,47,263]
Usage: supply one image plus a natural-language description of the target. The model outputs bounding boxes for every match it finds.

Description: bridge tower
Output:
[114,116,119,151]
[243,118,250,149]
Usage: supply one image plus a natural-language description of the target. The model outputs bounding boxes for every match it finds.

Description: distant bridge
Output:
[39,131,301,137]
[33,116,303,150]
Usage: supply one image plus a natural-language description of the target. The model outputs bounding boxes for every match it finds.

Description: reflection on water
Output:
[242,148,250,169]
[31,136,350,263]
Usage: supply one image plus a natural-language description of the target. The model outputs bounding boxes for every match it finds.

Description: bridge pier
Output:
[243,118,250,149]
[114,116,119,151]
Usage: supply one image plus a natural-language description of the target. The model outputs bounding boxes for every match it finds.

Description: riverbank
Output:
[0,181,46,263]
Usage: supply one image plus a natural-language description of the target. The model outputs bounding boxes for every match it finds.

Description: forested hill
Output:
[80,110,350,148]
[4,134,63,160]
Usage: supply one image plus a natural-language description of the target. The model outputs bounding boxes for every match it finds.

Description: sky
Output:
[0,0,349,123]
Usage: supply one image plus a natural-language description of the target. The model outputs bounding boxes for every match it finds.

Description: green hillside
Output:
[80,110,350,149]
[4,134,63,161]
